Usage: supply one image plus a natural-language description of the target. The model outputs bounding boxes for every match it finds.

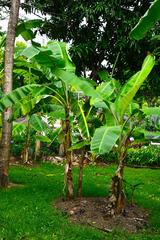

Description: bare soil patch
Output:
[55,197,149,233]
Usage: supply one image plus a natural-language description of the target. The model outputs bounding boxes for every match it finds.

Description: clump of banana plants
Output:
[91,54,155,215]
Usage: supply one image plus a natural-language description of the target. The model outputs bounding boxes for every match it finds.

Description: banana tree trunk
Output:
[0,0,20,187]
[59,120,65,157]
[34,138,41,161]
[23,144,29,164]
[59,143,65,156]
[109,142,128,215]
[64,107,74,199]
[109,134,130,215]
[77,149,85,197]
[22,119,30,164]
[109,157,125,215]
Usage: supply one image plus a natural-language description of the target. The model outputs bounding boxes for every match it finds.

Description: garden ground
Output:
[0,163,159,240]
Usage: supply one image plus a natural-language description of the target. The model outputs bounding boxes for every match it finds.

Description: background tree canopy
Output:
[1,0,160,102]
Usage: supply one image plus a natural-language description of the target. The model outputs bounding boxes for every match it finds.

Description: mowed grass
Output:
[0,163,160,240]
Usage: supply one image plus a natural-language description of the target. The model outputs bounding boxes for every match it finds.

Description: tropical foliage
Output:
[130,0,160,40]
[0,1,159,235]
[90,54,155,214]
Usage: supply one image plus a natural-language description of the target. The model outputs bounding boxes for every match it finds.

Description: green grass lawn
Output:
[0,163,159,240]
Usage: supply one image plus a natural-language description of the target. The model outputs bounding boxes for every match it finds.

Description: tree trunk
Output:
[64,108,74,199]
[59,143,65,157]
[109,151,126,215]
[77,149,85,197]
[34,138,41,161]
[59,120,65,157]
[23,144,29,164]
[22,119,30,164]
[0,0,20,187]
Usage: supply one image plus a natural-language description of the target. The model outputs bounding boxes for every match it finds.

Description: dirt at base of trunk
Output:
[55,197,149,233]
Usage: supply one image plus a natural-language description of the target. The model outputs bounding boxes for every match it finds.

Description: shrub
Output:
[96,151,118,164]
[126,145,160,166]
[11,135,24,157]
[98,145,160,167]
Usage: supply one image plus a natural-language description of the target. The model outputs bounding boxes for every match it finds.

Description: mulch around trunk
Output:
[55,197,149,233]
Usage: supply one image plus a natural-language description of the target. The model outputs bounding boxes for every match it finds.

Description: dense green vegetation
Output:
[0,0,160,238]
[98,146,160,167]
[0,163,159,240]
[126,146,160,166]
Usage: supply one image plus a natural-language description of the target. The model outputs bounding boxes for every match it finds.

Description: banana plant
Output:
[18,41,102,199]
[0,40,99,199]
[91,54,155,215]
[69,99,91,197]
[12,113,56,163]
[130,0,160,40]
